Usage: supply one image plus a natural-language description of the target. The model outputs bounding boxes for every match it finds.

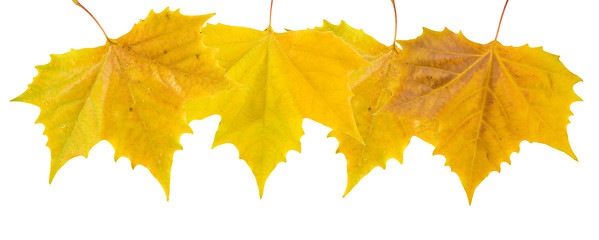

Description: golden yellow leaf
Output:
[383,28,581,203]
[314,20,437,196]
[186,24,369,197]
[12,8,230,198]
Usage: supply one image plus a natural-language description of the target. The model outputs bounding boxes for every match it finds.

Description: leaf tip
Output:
[421,27,433,34]
[465,186,475,205]
[342,190,350,198]
[49,173,56,185]
[566,149,578,162]
[343,180,358,198]
[251,169,272,199]
[49,163,61,185]
[158,178,171,201]
[326,130,334,139]
[257,183,265,199]
[10,95,23,103]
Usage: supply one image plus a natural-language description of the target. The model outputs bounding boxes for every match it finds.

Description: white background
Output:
[1,0,598,239]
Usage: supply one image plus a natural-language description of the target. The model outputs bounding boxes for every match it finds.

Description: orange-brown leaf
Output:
[383,28,581,203]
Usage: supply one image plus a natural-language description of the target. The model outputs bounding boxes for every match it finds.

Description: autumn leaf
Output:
[12,4,230,198]
[186,18,369,196]
[313,20,437,196]
[382,27,581,203]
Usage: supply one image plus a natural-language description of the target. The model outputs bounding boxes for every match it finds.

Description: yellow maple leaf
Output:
[382,28,581,203]
[313,20,437,196]
[186,23,369,197]
[12,6,230,199]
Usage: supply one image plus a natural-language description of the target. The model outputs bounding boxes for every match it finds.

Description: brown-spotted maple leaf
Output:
[312,1,437,197]
[186,0,368,197]
[382,1,581,203]
[12,1,230,198]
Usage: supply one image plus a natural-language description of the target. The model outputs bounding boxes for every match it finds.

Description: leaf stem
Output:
[494,0,509,41]
[269,0,274,28]
[72,0,110,41]
[391,0,398,44]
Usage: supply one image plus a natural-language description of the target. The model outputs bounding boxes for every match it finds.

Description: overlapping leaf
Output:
[313,20,437,195]
[186,24,368,197]
[13,8,230,198]
[12,1,584,204]
[383,28,581,202]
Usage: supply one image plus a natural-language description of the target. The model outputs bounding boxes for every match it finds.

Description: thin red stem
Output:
[391,0,398,44]
[73,0,110,40]
[269,0,274,27]
[495,0,509,41]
